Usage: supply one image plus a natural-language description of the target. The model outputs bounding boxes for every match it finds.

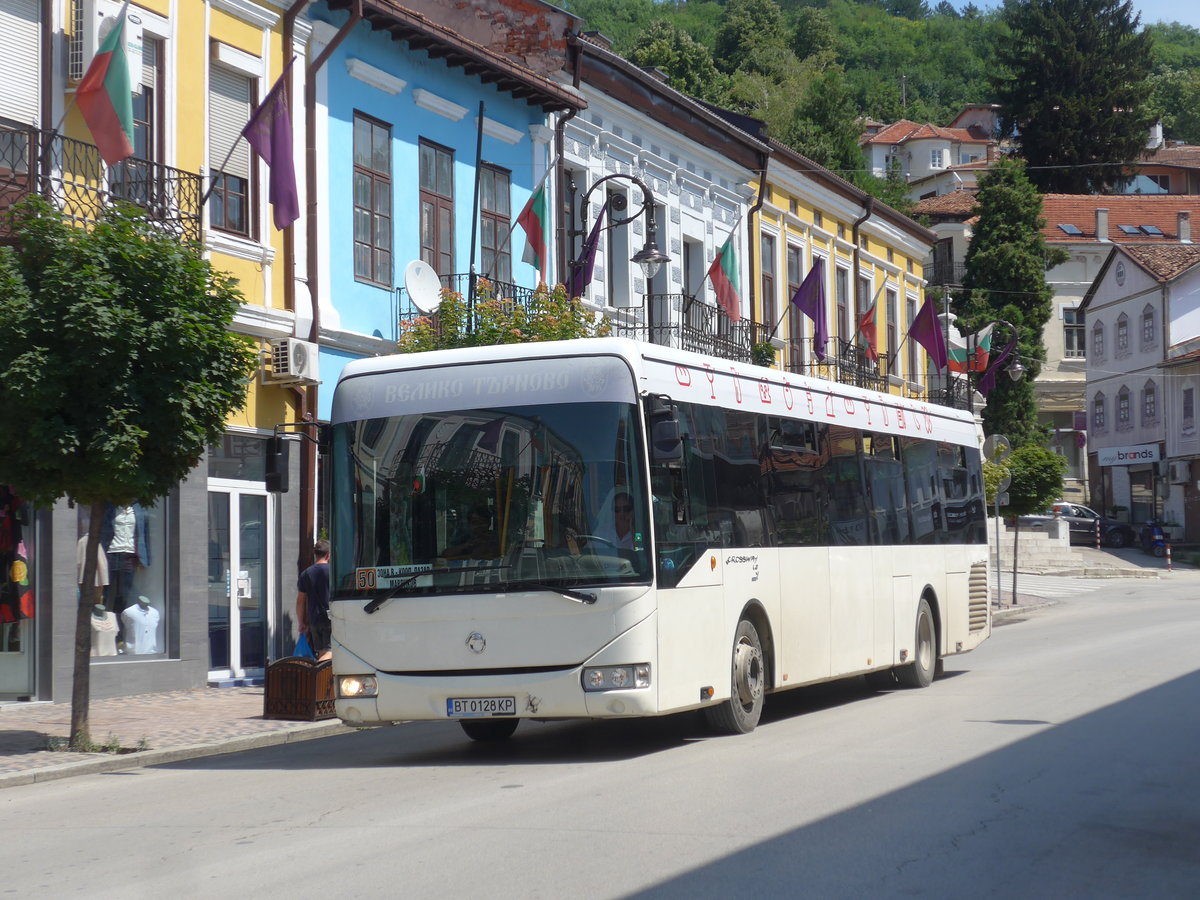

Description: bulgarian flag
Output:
[948,323,994,374]
[515,165,555,282]
[708,235,741,321]
[76,1,134,167]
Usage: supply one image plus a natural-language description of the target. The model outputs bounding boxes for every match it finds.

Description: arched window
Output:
[1143,379,1157,424]
[1142,304,1156,349]
[1116,313,1129,353]
[1092,320,1105,359]
[1118,385,1131,428]
[1093,391,1106,429]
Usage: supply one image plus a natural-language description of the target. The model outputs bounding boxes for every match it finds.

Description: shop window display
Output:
[78,502,167,659]
[1,487,35,695]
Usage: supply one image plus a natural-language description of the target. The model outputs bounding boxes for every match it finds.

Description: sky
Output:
[952,2,1200,31]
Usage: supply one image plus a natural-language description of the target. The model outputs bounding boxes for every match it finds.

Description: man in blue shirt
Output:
[297,539,331,661]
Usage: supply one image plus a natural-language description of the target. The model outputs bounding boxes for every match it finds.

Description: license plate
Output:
[446,696,516,718]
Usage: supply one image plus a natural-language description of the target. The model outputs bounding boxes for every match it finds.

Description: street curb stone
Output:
[0,720,351,790]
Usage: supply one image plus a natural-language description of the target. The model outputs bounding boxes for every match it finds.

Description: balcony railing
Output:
[781,337,894,394]
[925,260,966,287]
[0,124,202,242]
[606,293,771,363]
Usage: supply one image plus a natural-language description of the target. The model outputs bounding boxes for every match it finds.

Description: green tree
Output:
[627,19,729,102]
[714,0,790,75]
[398,281,611,353]
[991,0,1155,193]
[1148,67,1200,144]
[0,200,258,748]
[1003,444,1066,517]
[791,7,837,60]
[955,158,1069,446]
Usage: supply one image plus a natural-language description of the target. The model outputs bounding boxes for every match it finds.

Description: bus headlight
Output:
[582,664,650,691]
[338,675,378,698]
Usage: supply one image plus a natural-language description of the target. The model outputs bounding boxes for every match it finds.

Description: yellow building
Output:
[0,0,309,700]
[752,139,937,398]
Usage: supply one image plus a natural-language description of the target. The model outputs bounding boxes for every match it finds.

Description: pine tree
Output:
[992,0,1155,194]
[955,158,1068,446]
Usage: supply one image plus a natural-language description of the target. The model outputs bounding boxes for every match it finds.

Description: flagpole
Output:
[701,206,750,293]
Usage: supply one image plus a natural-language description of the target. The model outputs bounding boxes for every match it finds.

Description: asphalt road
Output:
[5,577,1199,899]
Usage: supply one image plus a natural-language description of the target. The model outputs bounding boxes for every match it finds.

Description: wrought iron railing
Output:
[781,337,894,394]
[0,124,202,242]
[925,260,966,287]
[395,272,539,336]
[605,293,771,363]
[928,377,973,411]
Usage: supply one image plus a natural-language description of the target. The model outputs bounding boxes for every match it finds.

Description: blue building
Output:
[305,0,584,419]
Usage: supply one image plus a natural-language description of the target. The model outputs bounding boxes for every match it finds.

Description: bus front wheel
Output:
[460,718,519,742]
[705,619,765,734]
[897,598,936,689]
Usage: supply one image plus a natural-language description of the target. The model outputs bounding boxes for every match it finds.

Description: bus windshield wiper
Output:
[496,579,596,605]
[363,564,512,614]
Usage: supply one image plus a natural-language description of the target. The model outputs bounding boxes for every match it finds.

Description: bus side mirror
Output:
[265,436,289,493]
[648,396,682,462]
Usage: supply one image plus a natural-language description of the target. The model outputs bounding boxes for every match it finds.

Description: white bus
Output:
[328,338,990,740]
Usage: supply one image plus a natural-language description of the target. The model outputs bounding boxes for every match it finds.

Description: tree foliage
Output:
[1004,444,1067,517]
[955,158,1068,446]
[991,0,1156,193]
[398,281,611,353]
[627,19,729,103]
[0,199,258,747]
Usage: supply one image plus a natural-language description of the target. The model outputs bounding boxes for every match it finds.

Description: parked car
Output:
[1017,502,1136,548]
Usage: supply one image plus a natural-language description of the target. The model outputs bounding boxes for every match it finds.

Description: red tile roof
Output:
[1122,244,1200,282]
[1141,144,1200,168]
[860,119,989,146]
[1041,194,1197,242]
[911,191,978,218]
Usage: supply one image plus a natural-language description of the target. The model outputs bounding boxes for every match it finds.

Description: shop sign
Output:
[1097,443,1160,466]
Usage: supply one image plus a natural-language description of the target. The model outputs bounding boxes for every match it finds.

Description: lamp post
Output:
[567,173,670,338]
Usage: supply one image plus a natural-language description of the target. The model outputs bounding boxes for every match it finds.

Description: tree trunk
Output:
[1011,520,1020,606]
[70,501,107,748]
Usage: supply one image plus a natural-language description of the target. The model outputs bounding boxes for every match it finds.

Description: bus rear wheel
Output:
[460,718,519,742]
[705,619,765,734]
[897,598,936,688]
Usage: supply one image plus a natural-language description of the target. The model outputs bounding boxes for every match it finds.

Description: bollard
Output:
[1167,542,1172,572]
[1095,517,1100,550]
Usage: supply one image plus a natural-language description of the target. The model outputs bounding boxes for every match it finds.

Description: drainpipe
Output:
[746,161,767,329]
[284,0,362,568]
[851,197,874,327]
[554,39,582,287]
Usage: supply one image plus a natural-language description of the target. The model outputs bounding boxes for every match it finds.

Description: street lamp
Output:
[567,172,670,292]
[1006,357,1026,382]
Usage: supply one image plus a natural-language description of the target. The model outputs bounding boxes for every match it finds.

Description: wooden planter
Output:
[263,656,336,721]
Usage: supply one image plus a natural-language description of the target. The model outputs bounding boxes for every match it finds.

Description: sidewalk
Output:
[0,687,351,790]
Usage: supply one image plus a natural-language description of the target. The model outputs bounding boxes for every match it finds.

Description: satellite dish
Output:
[404,260,442,315]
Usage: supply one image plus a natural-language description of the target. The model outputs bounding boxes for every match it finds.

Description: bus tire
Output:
[704,619,765,734]
[460,718,519,742]
[897,598,936,689]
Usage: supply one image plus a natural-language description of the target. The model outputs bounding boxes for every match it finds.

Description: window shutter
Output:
[0,0,40,126]
[209,66,251,180]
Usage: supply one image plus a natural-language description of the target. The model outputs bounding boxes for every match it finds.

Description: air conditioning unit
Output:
[69,0,144,88]
[1169,460,1191,484]
[268,338,319,385]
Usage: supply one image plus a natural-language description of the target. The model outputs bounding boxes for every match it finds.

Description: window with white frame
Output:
[1118,386,1131,429]
[1092,320,1104,359]
[209,66,254,237]
[1063,308,1085,358]
[761,233,777,330]
[930,148,945,169]
[1116,313,1129,353]
[1143,380,1157,424]
[1142,304,1156,349]
[1093,392,1106,430]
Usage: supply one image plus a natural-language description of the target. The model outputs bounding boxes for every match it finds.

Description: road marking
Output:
[995,573,1107,599]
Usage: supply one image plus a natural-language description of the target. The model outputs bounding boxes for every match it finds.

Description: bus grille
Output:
[968,562,989,632]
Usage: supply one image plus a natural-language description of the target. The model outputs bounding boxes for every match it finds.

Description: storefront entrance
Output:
[207,485,273,679]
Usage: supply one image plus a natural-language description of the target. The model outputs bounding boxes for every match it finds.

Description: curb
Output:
[0,720,351,791]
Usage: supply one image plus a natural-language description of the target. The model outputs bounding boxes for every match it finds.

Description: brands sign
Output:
[1097,443,1160,466]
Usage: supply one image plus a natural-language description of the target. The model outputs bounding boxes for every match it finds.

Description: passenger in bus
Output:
[442,507,501,559]
[594,491,636,550]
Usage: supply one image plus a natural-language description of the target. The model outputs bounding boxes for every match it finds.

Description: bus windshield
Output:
[330,401,652,598]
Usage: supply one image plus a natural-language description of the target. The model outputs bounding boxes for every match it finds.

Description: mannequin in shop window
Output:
[90,604,118,657]
[100,502,150,643]
[121,595,160,655]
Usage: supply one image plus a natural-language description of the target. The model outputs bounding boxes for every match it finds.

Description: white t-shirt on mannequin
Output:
[90,610,118,657]
[121,602,160,654]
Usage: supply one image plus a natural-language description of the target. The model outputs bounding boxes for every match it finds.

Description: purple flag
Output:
[567,201,607,298]
[978,325,1019,397]
[242,57,299,231]
[908,294,948,372]
[790,258,828,361]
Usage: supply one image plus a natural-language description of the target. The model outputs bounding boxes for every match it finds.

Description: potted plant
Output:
[751,341,777,368]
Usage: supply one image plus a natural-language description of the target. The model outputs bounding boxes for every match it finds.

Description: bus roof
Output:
[335,338,980,447]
